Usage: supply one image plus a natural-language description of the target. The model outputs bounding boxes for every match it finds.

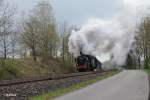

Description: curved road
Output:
[54,70,149,100]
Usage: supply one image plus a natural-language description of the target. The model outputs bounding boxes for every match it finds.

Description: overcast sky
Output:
[8,0,122,25]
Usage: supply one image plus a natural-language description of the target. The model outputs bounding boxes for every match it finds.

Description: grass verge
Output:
[145,69,150,75]
[29,70,119,100]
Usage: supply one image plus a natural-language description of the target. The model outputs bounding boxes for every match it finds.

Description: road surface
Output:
[54,70,149,100]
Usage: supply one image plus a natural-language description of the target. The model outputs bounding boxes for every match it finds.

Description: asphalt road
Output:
[54,70,149,100]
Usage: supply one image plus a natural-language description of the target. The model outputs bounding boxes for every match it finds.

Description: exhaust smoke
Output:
[68,0,150,68]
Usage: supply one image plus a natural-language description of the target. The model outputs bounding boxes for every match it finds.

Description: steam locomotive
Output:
[75,52,102,72]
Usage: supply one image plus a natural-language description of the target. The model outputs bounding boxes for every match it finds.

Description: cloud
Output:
[123,0,150,7]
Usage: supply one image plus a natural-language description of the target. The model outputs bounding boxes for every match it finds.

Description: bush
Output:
[144,58,150,69]
[0,59,22,80]
[60,61,75,73]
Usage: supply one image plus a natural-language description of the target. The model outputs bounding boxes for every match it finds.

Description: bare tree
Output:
[33,0,59,59]
[135,16,150,69]
[21,0,59,61]
[58,23,78,62]
[59,22,68,62]
[21,16,39,61]
[0,0,15,59]
[10,30,19,59]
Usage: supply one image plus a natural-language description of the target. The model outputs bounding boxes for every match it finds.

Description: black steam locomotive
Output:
[75,52,102,72]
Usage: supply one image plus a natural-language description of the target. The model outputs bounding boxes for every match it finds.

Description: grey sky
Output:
[9,0,122,25]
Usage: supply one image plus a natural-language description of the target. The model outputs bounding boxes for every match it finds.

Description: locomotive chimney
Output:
[80,51,83,56]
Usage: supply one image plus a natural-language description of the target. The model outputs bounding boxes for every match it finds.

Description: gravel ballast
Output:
[0,72,107,100]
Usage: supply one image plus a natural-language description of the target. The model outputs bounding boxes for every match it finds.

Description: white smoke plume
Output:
[68,0,150,66]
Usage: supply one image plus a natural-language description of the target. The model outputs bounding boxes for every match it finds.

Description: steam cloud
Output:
[68,0,150,66]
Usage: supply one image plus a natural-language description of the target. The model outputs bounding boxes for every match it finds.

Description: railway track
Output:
[0,71,109,100]
[0,71,103,87]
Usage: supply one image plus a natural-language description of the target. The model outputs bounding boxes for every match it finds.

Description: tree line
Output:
[126,16,150,69]
[0,0,75,65]
[134,16,150,69]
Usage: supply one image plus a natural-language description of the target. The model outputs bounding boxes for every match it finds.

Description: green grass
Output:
[145,69,150,75]
[0,58,69,80]
[29,70,119,100]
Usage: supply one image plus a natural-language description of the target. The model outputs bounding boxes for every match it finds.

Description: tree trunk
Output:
[4,38,7,60]
[138,57,141,69]
[32,46,37,61]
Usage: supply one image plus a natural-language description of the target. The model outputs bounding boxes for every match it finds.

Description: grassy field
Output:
[30,70,119,100]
